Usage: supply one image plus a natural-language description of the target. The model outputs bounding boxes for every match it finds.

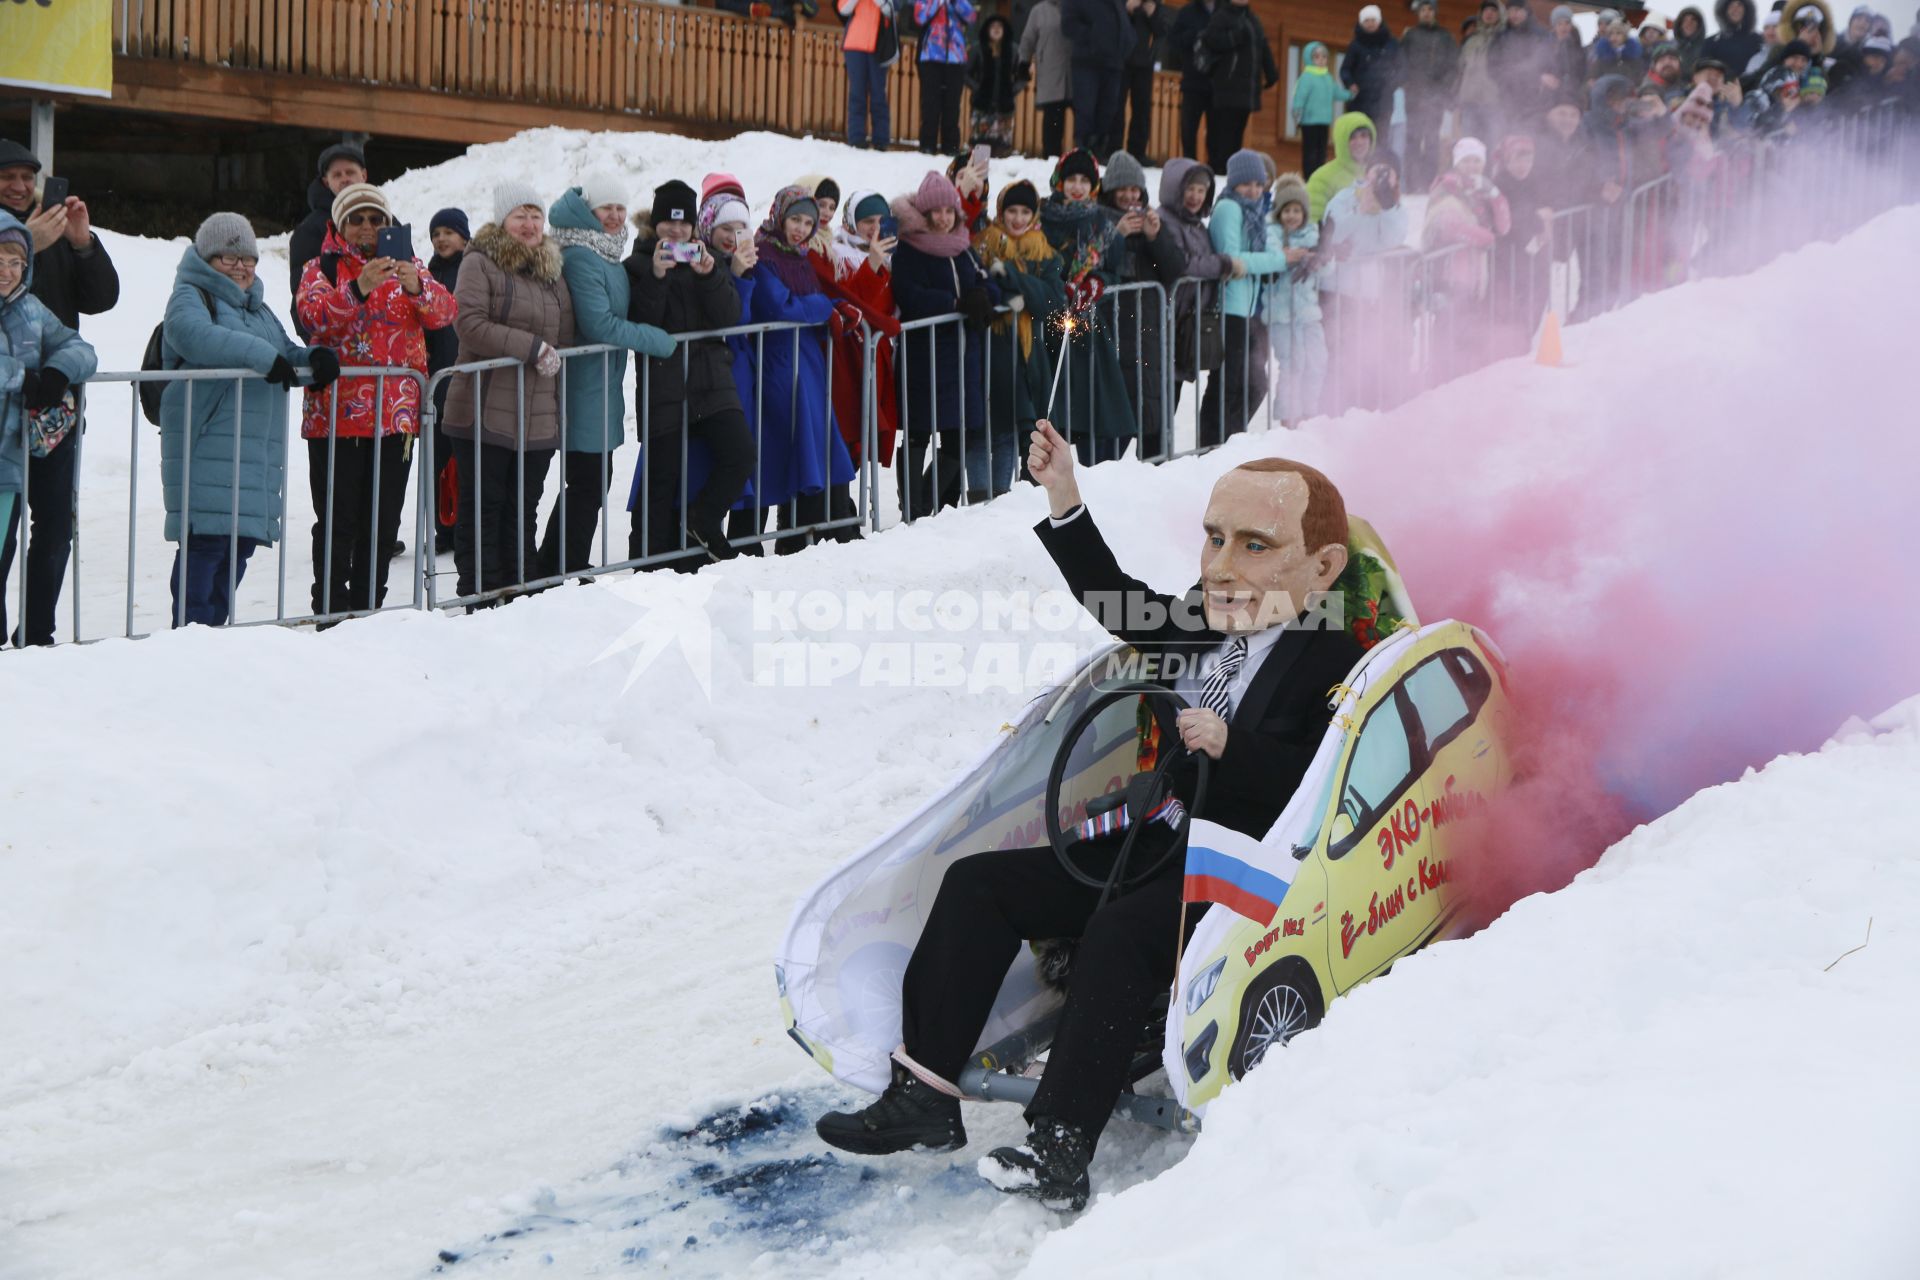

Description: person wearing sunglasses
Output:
[294,183,455,623]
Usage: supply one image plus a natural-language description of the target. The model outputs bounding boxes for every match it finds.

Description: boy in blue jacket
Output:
[1262,173,1328,427]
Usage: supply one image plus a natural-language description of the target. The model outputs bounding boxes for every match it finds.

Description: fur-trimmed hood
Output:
[469,223,565,283]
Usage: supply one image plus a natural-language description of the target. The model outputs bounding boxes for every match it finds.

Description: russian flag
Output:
[1183,822,1292,926]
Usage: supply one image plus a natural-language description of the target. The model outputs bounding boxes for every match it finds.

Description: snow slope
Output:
[5,147,1916,1277]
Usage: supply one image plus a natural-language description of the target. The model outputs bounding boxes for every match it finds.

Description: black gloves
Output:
[263,355,300,389]
[306,347,342,389]
[21,368,69,412]
[957,286,995,328]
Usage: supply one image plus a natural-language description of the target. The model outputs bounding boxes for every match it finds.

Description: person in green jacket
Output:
[159,213,340,627]
[975,179,1067,484]
[1304,110,1378,221]
[1199,149,1290,447]
[1291,42,1354,176]
[540,175,675,578]
[1038,150,1135,465]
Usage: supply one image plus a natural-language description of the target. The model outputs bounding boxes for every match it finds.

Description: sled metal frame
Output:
[955,1016,1201,1135]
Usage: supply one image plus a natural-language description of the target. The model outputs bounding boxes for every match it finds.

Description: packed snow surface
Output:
[5,132,1915,1279]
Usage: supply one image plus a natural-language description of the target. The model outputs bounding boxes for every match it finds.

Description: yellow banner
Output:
[0,0,114,99]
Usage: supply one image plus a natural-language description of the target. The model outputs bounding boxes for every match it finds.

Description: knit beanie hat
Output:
[1551,4,1572,22]
[650,179,699,227]
[330,183,391,227]
[194,211,258,261]
[0,226,33,261]
[1780,37,1814,57]
[1359,4,1383,22]
[815,176,841,205]
[701,172,746,204]
[1801,70,1828,95]
[316,142,366,179]
[429,207,471,241]
[910,170,962,215]
[1453,136,1488,165]
[999,179,1040,213]
[492,180,544,225]
[582,171,631,213]
[1102,150,1148,195]
[1057,149,1101,186]
[0,139,41,174]
[1652,40,1681,60]
[711,198,751,231]
[852,191,890,222]
[1863,34,1894,54]
[1224,149,1267,189]
[1269,172,1310,218]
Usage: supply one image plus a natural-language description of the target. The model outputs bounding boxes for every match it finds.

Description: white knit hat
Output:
[330,182,391,228]
[1359,3,1383,21]
[1453,136,1488,165]
[492,180,545,225]
[581,170,630,213]
[710,198,751,230]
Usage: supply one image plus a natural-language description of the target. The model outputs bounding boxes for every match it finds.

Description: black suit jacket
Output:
[1036,508,1364,840]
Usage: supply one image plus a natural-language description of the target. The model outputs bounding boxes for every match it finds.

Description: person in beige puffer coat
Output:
[442,183,574,600]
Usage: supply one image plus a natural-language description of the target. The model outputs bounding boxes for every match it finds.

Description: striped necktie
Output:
[1200,636,1247,722]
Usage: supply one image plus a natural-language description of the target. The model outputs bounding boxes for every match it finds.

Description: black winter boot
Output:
[816,1062,967,1155]
[978,1118,1093,1211]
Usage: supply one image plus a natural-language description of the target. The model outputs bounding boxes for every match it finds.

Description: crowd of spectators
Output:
[0,0,1914,637]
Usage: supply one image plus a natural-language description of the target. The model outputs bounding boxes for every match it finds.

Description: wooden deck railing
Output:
[113,0,1185,161]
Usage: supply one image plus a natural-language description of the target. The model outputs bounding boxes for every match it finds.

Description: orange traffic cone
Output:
[1535,311,1563,367]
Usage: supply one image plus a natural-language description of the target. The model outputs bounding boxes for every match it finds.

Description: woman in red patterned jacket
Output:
[295,183,456,621]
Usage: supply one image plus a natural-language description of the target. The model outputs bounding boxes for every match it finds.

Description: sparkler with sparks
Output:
[1044,311,1078,419]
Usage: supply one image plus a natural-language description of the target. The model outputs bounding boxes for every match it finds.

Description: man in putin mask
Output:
[817,420,1365,1207]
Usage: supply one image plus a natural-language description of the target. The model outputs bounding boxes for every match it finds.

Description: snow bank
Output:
[4,137,1915,1279]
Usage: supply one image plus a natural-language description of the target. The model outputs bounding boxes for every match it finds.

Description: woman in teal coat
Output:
[160,213,338,627]
[541,180,675,576]
[1,213,98,643]
[1199,150,1290,446]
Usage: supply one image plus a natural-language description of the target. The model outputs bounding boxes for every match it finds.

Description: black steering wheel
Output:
[1044,683,1212,905]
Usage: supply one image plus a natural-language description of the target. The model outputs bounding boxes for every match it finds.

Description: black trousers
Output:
[900,836,1193,1143]
[0,425,78,646]
[1039,101,1070,159]
[1207,106,1251,174]
[1298,123,1330,178]
[538,450,615,578]
[453,438,554,597]
[628,406,757,568]
[1121,66,1156,158]
[1179,86,1210,162]
[1196,314,1268,447]
[1403,98,1447,191]
[307,434,413,616]
[919,62,965,154]
[1071,59,1123,155]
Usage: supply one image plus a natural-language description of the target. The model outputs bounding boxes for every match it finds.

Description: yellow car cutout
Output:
[1170,619,1515,1112]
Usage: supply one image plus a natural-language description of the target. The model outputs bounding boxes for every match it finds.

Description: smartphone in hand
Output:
[39,176,71,209]
[376,224,415,262]
[668,240,703,263]
[877,215,899,241]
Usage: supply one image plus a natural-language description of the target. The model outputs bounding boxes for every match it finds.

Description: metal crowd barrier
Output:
[12,106,1914,648]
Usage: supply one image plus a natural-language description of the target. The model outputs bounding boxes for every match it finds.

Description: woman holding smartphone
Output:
[294,182,456,620]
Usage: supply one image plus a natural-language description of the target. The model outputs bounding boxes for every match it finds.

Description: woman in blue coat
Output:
[159,213,339,627]
[541,180,675,577]
[746,186,855,553]
[0,213,98,644]
[889,170,999,516]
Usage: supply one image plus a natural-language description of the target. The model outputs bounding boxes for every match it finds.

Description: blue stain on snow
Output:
[431,1087,996,1273]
